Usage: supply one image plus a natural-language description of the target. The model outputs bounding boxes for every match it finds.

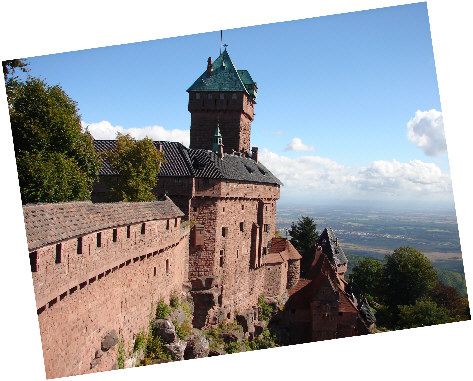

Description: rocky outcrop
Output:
[184,329,210,359]
[164,340,187,361]
[153,319,177,343]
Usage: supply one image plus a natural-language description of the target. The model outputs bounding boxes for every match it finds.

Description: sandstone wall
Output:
[31,219,189,378]
[189,92,254,153]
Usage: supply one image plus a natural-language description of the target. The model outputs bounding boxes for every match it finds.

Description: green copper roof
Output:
[187,50,257,98]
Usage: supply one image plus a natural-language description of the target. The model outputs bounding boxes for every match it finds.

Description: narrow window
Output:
[220,250,224,267]
[166,219,170,230]
[219,93,224,100]
[264,224,270,233]
[175,218,178,227]
[222,207,225,212]
[97,232,102,247]
[208,93,212,100]
[55,244,62,263]
[127,225,131,238]
[113,228,118,242]
[141,223,146,235]
[166,259,170,274]
[242,205,244,210]
[196,93,200,100]
[232,93,237,100]
[29,251,37,272]
[77,237,83,254]
[222,227,228,237]
[236,250,239,259]
[154,267,157,277]
[240,222,245,232]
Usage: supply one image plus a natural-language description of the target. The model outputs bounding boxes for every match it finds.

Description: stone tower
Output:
[187,49,258,154]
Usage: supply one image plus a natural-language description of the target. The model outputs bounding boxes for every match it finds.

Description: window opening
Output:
[55,244,62,263]
[29,251,38,272]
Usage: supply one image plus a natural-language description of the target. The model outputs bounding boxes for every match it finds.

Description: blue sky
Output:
[16,2,451,207]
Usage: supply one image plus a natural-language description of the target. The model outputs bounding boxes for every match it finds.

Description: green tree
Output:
[289,216,319,275]
[3,59,29,107]
[398,299,450,329]
[350,257,384,298]
[8,77,100,204]
[102,133,165,202]
[383,246,438,309]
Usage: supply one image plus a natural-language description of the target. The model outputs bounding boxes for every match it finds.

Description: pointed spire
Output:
[212,124,224,156]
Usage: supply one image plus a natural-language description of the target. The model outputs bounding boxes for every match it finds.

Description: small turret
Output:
[212,125,224,158]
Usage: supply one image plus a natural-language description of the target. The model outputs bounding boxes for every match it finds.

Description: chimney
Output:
[206,57,212,78]
[251,147,259,163]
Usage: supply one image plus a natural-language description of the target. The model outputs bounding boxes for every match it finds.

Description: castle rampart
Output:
[24,200,189,378]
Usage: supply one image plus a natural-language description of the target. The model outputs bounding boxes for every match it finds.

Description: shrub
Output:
[155,298,171,319]
[258,295,274,322]
[224,341,241,354]
[133,330,147,352]
[117,339,125,369]
[170,292,180,309]
[175,320,192,340]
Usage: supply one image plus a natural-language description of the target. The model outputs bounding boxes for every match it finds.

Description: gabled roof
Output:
[265,238,302,264]
[316,227,348,266]
[187,50,256,98]
[94,140,282,186]
[23,199,184,251]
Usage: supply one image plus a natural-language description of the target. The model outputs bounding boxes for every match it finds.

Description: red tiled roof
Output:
[23,199,183,251]
[265,238,302,264]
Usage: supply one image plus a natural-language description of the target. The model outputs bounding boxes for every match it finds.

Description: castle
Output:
[23,48,373,379]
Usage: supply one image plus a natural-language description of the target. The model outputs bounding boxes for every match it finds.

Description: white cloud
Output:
[259,148,452,202]
[407,109,447,156]
[81,120,190,147]
[284,137,315,152]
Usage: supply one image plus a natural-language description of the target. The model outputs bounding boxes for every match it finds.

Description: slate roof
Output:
[316,227,348,266]
[23,199,183,251]
[187,50,257,98]
[93,140,282,186]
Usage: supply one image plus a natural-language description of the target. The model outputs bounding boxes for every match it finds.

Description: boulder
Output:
[208,348,226,357]
[170,306,187,326]
[184,329,209,359]
[153,319,177,343]
[164,339,187,361]
[254,320,268,337]
[101,330,118,352]
[221,328,243,344]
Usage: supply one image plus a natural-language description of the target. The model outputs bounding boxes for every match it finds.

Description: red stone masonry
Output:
[189,91,254,153]
[24,200,189,379]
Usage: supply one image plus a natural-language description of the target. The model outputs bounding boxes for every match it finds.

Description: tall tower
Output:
[187,49,258,154]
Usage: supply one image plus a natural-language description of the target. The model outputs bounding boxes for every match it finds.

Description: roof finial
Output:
[223,44,228,51]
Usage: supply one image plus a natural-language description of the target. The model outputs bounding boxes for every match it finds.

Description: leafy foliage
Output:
[170,292,180,309]
[350,257,384,298]
[257,295,275,322]
[8,77,100,203]
[289,216,319,275]
[3,59,29,107]
[383,246,438,308]
[398,299,450,329]
[245,328,277,350]
[155,298,171,320]
[101,133,165,201]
